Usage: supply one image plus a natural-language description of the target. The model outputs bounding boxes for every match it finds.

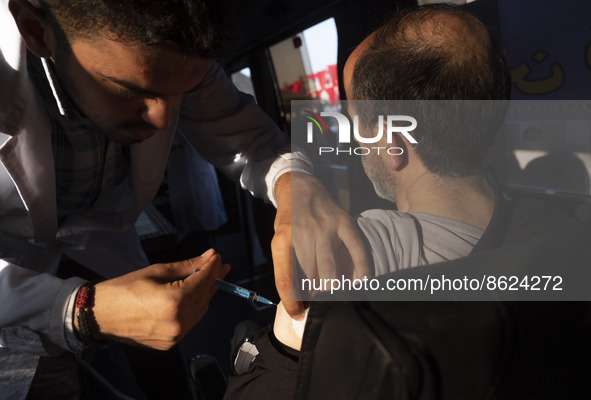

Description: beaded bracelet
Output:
[74,282,101,345]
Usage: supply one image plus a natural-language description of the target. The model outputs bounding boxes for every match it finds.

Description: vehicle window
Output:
[268,18,351,209]
[231,67,257,101]
[269,18,339,122]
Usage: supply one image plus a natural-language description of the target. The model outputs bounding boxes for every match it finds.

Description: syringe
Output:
[213,279,276,306]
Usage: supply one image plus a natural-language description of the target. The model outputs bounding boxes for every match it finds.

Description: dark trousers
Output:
[26,352,81,400]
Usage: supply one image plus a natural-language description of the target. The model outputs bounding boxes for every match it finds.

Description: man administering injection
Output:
[0,0,369,398]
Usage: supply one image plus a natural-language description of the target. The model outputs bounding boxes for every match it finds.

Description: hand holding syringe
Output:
[191,256,275,306]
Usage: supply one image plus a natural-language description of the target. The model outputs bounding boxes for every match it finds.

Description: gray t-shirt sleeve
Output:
[357,210,483,276]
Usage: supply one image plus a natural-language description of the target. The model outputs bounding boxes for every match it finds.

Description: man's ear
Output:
[381,125,410,172]
[9,0,54,58]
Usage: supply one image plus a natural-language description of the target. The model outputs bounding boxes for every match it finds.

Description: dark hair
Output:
[38,0,231,58]
[350,4,510,177]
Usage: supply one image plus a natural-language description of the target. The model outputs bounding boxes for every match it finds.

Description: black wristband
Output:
[74,282,101,345]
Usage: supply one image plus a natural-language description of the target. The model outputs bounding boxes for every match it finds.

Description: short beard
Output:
[361,153,397,203]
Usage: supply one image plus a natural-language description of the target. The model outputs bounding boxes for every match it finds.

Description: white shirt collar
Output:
[40,57,70,118]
